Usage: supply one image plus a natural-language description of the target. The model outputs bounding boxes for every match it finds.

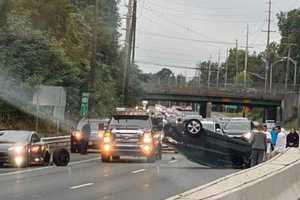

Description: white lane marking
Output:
[132,169,147,174]
[68,157,100,166]
[69,182,94,190]
[0,157,100,177]
[169,160,178,164]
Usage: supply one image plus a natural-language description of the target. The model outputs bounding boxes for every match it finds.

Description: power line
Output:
[142,6,217,41]
[138,30,265,47]
[146,1,249,13]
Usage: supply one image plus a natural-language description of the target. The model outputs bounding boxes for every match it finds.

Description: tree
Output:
[277,9,300,85]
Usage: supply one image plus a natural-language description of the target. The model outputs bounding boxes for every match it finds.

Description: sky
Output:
[119,0,300,76]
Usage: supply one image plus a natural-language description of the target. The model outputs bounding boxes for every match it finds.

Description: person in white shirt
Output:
[273,126,287,154]
[263,125,272,160]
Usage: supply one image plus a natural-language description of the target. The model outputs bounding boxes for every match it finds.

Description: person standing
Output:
[80,123,91,154]
[263,124,272,160]
[250,124,267,167]
[270,127,277,151]
[286,128,299,148]
[273,126,287,155]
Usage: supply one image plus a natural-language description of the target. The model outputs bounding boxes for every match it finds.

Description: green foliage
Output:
[0,0,145,129]
[277,9,300,84]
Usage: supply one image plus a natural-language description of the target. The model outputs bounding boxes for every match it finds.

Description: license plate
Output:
[88,142,93,145]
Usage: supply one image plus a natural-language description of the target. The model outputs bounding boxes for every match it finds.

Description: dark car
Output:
[0,130,50,167]
[164,118,252,168]
[71,118,109,153]
[100,110,162,162]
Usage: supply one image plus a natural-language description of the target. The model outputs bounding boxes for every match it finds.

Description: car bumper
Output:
[101,144,155,157]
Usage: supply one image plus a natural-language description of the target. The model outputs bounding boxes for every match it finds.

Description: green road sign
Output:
[80,92,89,117]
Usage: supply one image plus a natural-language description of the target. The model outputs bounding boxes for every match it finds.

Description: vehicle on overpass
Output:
[71,118,109,153]
[0,130,51,167]
[100,108,163,162]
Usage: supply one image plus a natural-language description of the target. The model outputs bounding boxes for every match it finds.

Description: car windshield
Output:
[0,131,30,143]
[109,116,151,129]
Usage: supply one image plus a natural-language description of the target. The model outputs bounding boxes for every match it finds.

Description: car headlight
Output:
[143,133,153,144]
[103,137,111,143]
[242,132,252,140]
[98,130,105,138]
[9,146,25,154]
[74,131,82,140]
[14,156,24,167]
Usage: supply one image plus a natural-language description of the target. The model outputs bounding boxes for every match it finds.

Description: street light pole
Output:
[285,46,291,90]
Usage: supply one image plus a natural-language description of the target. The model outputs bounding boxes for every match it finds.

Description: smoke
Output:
[0,70,76,131]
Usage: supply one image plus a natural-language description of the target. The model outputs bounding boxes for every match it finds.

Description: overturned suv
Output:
[100,110,162,162]
[164,114,252,168]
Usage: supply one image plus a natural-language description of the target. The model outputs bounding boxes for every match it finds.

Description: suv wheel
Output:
[185,119,202,136]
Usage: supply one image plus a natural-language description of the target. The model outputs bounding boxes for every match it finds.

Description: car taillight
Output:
[31,146,40,153]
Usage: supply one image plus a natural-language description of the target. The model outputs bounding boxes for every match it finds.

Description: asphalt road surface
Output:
[0,153,236,200]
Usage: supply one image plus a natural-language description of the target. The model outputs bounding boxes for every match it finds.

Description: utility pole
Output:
[244,24,249,88]
[235,40,239,83]
[208,56,212,88]
[264,0,272,94]
[225,48,229,88]
[122,0,136,105]
[285,45,291,90]
[88,0,99,115]
[216,50,221,88]
[131,0,137,64]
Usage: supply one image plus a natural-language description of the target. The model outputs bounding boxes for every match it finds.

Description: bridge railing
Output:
[144,78,299,98]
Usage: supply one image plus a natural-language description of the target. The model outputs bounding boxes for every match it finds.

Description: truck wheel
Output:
[185,119,202,137]
[101,155,110,162]
[53,149,70,166]
[71,145,77,153]
[112,156,120,161]
[43,151,51,166]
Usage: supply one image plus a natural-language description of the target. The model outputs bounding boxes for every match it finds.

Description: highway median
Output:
[166,148,300,200]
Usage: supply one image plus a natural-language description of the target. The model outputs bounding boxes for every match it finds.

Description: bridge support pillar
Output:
[263,107,278,122]
[206,102,212,118]
[199,102,207,118]
[276,106,281,123]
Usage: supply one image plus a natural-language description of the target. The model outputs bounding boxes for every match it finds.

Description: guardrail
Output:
[41,136,70,152]
[166,148,300,200]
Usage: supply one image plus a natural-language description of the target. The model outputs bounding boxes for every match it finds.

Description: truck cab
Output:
[100,109,162,162]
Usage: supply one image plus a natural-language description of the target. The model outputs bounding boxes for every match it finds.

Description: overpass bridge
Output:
[142,83,299,122]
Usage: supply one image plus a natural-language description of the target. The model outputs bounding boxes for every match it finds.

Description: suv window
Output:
[109,116,151,129]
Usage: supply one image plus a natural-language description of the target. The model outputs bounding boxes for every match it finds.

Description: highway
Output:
[0,153,236,200]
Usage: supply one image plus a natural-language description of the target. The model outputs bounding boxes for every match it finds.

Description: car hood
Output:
[0,143,14,153]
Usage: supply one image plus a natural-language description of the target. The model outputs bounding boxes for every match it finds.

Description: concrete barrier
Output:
[166,148,300,200]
